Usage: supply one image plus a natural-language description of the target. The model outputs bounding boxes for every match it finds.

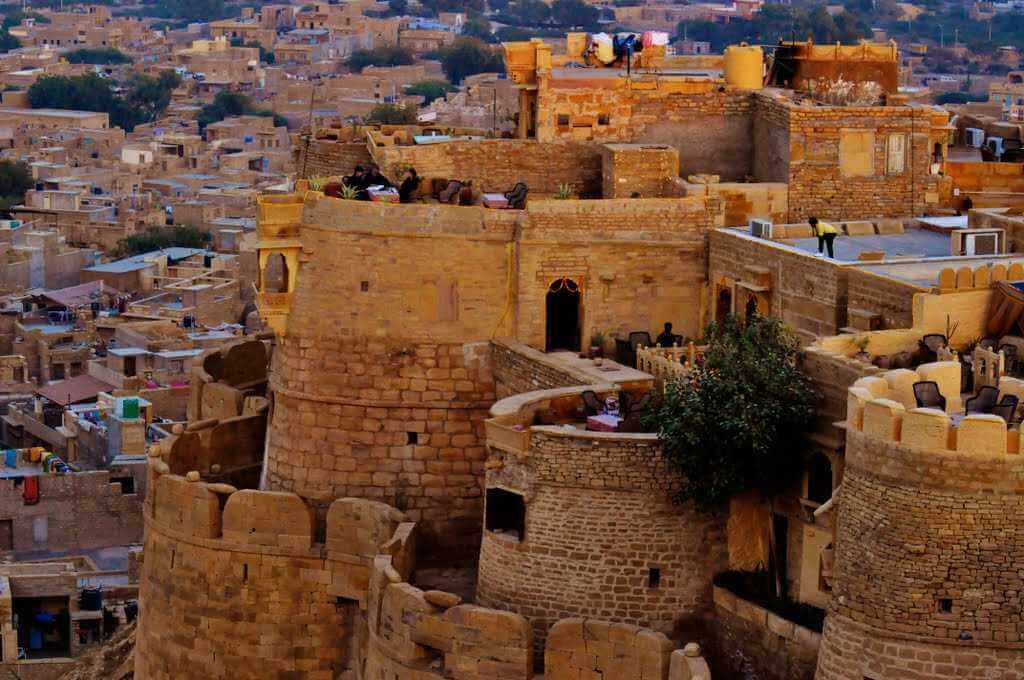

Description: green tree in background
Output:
[113,225,211,258]
[163,0,227,22]
[365,102,418,124]
[63,47,133,64]
[551,0,599,28]
[29,70,180,131]
[1,10,49,28]
[345,45,415,72]
[196,90,287,129]
[461,16,495,43]
[643,314,817,511]
[230,37,275,64]
[0,159,31,216]
[405,79,456,104]
[437,37,504,84]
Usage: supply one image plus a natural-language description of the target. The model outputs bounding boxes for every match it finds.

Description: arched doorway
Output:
[744,293,758,323]
[545,278,581,352]
[716,285,733,321]
[263,252,289,293]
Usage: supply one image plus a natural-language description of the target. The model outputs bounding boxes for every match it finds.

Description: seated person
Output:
[344,165,365,188]
[398,167,420,204]
[656,322,676,348]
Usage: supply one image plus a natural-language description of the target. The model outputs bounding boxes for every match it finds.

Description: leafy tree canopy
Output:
[436,37,504,84]
[643,314,818,511]
[0,159,31,216]
[345,45,414,72]
[1,9,50,29]
[28,70,179,131]
[365,102,418,124]
[196,90,287,129]
[405,79,456,104]
[551,0,599,28]
[229,37,275,64]
[461,16,495,43]
[63,47,133,64]
[113,224,211,258]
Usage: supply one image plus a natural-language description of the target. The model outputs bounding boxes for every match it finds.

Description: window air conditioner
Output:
[750,218,773,239]
[963,231,1000,256]
[965,127,985,147]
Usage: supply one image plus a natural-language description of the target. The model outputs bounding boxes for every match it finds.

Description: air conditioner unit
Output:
[965,127,985,147]
[963,231,1001,256]
[750,218,773,239]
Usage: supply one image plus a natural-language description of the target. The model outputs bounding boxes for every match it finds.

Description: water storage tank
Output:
[724,43,764,90]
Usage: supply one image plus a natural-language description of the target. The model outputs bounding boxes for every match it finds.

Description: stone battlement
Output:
[144,466,415,574]
[847,366,1024,462]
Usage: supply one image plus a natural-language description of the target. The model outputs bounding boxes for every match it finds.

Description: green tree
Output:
[345,45,415,71]
[28,70,178,131]
[195,90,287,129]
[230,37,275,64]
[112,225,212,258]
[462,16,495,42]
[437,37,505,84]
[365,102,418,124]
[163,0,227,22]
[643,314,818,510]
[63,47,133,64]
[1,10,50,29]
[506,0,550,24]
[0,27,19,53]
[405,79,456,104]
[421,0,484,13]
[495,26,532,42]
[551,0,599,28]
[0,159,31,216]
[125,70,181,122]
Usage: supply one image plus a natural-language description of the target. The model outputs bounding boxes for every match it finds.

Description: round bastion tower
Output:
[815,376,1024,680]
[260,192,518,556]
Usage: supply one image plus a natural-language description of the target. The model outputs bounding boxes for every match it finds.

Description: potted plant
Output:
[555,183,574,200]
[589,330,606,359]
[851,335,871,362]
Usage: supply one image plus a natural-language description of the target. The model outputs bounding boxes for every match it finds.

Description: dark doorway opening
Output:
[545,278,581,352]
[485,488,526,541]
[716,286,732,321]
[15,596,71,659]
[806,452,833,505]
[744,294,758,323]
[0,519,12,551]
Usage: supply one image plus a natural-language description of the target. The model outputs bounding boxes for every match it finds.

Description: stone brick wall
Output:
[490,339,589,398]
[535,77,754,181]
[771,93,950,220]
[517,197,718,344]
[365,555,533,680]
[478,426,727,656]
[708,229,848,342]
[0,470,143,556]
[295,138,373,179]
[601,143,680,199]
[712,586,819,680]
[134,470,417,679]
[815,408,1024,679]
[261,192,720,557]
[371,138,604,195]
[844,266,925,330]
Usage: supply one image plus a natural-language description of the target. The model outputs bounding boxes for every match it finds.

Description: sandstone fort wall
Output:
[815,382,1024,679]
[479,387,727,656]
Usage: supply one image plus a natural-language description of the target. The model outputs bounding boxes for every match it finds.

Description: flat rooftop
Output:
[782,229,952,261]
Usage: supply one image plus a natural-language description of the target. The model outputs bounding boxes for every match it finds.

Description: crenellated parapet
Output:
[813,369,1024,680]
[135,456,417,680]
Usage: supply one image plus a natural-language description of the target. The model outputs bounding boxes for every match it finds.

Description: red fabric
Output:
[23,476,39,506]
